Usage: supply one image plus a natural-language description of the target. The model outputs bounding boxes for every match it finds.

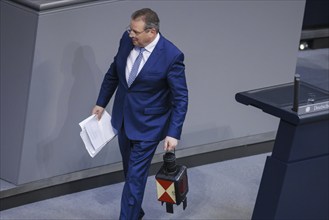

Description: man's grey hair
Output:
[131,8,160,32]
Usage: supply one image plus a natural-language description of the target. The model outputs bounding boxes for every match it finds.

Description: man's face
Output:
[128,19,155,47]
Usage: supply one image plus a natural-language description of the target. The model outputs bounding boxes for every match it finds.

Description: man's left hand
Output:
[164,136,178,151]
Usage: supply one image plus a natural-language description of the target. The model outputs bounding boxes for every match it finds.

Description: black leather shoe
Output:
[138,209,145,220]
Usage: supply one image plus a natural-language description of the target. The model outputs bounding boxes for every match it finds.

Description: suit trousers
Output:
[118,126,159,220]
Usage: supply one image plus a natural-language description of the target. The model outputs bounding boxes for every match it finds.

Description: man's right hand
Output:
[92,105,105,120]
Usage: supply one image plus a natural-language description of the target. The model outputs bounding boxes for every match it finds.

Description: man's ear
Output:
[150,28,157,34]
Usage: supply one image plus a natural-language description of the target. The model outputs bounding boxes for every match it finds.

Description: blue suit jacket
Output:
[96,32,188,141]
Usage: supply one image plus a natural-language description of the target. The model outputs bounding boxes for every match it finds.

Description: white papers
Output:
[79,111,117,158]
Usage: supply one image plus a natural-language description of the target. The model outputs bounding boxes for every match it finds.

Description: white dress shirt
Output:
[125,33,160,84]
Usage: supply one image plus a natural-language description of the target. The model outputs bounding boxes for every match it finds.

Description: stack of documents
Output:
[79,111,117,158]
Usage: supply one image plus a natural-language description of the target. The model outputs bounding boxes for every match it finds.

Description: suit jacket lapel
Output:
[118,34,134,88]
[134,35,165,81]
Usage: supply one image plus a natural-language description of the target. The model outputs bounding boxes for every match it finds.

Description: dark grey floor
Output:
[0,48,328,220]
[0,153,270,220]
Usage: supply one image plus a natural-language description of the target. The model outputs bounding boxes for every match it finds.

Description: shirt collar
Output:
[144,33,160,53]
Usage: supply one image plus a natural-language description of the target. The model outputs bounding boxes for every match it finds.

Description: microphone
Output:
[292,74,300,112]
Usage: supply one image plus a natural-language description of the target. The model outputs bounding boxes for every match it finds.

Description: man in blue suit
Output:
[92,8,188,220]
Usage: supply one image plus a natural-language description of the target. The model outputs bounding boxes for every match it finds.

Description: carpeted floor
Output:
[0,153,270,220]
